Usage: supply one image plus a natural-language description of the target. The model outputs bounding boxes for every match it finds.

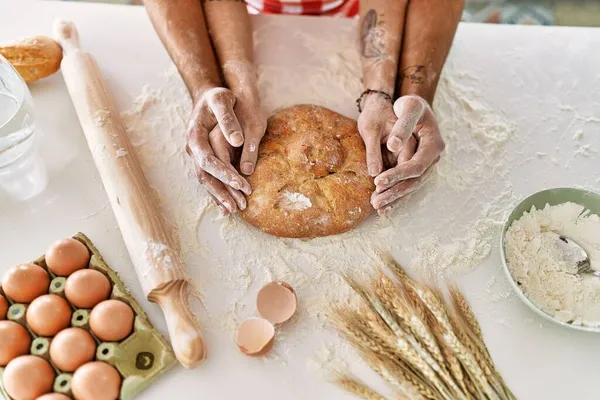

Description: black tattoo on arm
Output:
[360,9,386,60]
[401,65,426,85]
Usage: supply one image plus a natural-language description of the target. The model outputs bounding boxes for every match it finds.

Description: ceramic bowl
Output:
[500,187,600,333]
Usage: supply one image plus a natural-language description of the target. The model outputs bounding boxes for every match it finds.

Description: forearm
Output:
[397,0,464,104]
[144,0,221,102]
[203,0,259,102]
[359,0,408,96]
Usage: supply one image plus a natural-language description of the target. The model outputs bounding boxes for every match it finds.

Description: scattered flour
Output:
[142,239,174,275]
[94,109,111,127]
[282,191,312,211]
[504,202,600,326]
[116,148,128,158]
[120,17,525,378]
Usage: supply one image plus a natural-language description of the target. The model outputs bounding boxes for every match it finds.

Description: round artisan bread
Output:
[241,104,374,238]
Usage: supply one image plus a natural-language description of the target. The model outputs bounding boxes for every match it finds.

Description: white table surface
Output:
[1,1,600,399]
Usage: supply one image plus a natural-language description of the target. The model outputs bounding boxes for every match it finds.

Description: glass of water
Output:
[0,54,47,200]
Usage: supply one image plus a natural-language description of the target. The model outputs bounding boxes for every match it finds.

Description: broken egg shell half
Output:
[236,317,275,356]
[256,281,297,324]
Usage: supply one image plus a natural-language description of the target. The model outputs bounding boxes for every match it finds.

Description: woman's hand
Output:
[185,87,265,215]
[371,95,444,216]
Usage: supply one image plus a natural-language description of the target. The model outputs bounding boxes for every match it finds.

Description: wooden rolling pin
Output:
[53,20,206,368]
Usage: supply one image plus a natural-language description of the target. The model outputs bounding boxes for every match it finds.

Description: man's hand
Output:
[185,87,265,215]
[371,95,444,216]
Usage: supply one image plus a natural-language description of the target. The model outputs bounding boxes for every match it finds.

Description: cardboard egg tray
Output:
[0,233,176,399]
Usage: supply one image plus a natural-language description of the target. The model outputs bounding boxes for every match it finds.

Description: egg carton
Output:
[0,233,177,399]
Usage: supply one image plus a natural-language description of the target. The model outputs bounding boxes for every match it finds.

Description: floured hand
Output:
[357,93,397,177]
[372,95,445,216]
[232,90,267,175]
[185,87,265,215]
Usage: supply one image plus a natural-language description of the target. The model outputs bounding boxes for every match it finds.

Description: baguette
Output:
[0,36,62,83]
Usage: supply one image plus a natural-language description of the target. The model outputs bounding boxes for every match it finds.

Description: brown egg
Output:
[50,327,96,372]
[0,294,8,319]
[0,321,31,366]
[89,300,134,342]
[45,238,90,277]
[256,281,297,324]
[26,294,72,337]
[71,361,121,400]
[2,263,50,303]
[37,394,71,400]
[236,317,275,356]
[65,269,111,309]
[2,355,54,400]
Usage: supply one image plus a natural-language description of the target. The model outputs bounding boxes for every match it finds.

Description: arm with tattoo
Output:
[370,0,464,215]
[357,0,408,177]
[359,0,407,99]
[397,0,464,104]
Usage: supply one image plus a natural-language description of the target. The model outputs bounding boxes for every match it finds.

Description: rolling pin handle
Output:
[149,280,207,368]
[53,19,81,54]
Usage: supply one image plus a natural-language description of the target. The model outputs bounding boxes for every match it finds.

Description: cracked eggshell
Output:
[256,281,297,324]
[236,317,275,356]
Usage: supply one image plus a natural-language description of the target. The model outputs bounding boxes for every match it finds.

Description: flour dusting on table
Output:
[505,202,600,326]
[121,19,519,374]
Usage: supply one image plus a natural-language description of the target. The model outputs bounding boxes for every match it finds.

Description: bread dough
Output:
[241,105,374,238]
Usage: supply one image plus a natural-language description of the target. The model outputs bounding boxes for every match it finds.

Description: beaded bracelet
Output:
[356,89,393,113]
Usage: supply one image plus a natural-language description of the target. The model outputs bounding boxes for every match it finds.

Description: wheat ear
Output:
[407,281,500,400]
[373,275,467,400]
[448,286,516,399]
[335,376,387,400]
[449,286,483,340]
[376,272,447,369]
[337,308,434,399]
[363,310,438,399]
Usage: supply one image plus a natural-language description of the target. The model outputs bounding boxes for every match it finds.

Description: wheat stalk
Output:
[375,272,447,370]
[332,256,515,400]
[335,376,387,400]
[449,286,517,400]
[336,307,436,399]
[449,286,483,340]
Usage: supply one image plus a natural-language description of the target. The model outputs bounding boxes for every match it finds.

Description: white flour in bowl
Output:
[504,202,600,327]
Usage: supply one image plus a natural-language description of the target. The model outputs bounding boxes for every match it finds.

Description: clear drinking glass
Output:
[0,54,47,200]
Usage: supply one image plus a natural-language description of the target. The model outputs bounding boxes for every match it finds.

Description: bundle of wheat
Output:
[332,256,515,400]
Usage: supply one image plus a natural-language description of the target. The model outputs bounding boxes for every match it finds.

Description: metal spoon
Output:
[554,234,598,277]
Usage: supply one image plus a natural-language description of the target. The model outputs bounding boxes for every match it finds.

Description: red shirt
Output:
[246,0,358,16]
